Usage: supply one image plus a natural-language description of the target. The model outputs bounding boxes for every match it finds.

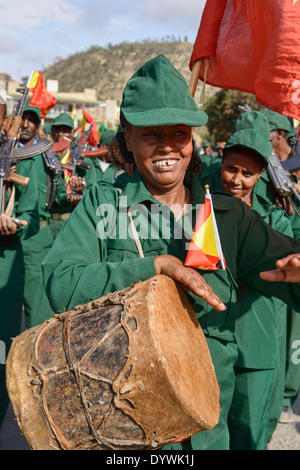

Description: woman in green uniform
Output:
[42,55,300,450]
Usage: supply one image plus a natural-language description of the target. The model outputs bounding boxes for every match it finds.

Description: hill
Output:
[41,40,213,105]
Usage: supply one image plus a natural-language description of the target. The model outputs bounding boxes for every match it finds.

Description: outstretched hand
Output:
[260,254,300,283]
[154,255,226,311]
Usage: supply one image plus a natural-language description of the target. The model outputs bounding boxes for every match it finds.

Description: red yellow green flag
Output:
[184,186,226,271]
[81,108,98,147]
[28,71,57,118]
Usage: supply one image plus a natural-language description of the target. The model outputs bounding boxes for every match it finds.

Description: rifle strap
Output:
[3,183,16,217]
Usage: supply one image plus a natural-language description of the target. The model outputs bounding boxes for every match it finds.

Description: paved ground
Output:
[0,390,299,450]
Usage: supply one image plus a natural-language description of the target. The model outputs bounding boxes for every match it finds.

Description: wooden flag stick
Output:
[188,59,203,97]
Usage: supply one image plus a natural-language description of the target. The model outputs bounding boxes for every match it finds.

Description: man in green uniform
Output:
[0,100,39,426]
[41,55,300,450]
[84,130,119,189]
[19,102,68,328]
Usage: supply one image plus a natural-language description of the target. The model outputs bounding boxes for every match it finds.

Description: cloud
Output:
[138,0,206,28]
[0,0,81,31]
[0,36,23,52]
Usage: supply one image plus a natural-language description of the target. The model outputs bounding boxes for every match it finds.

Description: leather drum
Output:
[6,275,220,450]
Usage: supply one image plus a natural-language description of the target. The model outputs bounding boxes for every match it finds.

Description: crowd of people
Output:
[0,54,300,451]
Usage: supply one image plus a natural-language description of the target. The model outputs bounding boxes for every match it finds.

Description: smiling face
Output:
[124,124,193,195]
[221,148,265,200]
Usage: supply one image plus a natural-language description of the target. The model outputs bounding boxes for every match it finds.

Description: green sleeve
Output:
[13,159,39,240]
[234,199,300,311]
[42,184,156,313]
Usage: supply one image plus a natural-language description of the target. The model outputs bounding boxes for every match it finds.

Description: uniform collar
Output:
[116,170,206,208]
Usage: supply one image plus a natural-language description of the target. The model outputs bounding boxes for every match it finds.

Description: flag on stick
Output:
[190,0,300,120]
[185,186,226,271]
[81,108,98,147]
[29,71,57,118]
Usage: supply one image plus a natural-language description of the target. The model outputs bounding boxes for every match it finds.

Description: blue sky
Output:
[0,0,206,82]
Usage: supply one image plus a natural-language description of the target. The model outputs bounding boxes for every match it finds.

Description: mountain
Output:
[41,40,212,104]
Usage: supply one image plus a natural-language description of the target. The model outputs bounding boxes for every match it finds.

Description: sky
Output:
[0,0,206,83]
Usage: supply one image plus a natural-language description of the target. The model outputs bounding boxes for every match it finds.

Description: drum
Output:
[6,275,220,450]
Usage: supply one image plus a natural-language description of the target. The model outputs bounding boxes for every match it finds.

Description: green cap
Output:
[224,129,272,163]
[51,112,74,130]
[120,54,208,127]
[202,140,211,147]
[23,100,41,123]
[100,130,116,145]
[261,108,291,132]
[233,111,270,140]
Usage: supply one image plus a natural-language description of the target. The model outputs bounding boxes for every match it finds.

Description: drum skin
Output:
[6,275,220,450]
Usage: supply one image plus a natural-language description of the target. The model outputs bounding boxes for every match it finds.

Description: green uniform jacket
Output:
[84,158,119,190]
[42,171,300,449]
[200,166,294,369]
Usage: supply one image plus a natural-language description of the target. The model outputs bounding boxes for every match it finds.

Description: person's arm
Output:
[234,199,300,310]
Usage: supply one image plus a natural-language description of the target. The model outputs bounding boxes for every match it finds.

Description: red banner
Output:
[29,72,57,118]
[190,0,300,120]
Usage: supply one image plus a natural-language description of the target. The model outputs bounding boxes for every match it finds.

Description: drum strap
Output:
[116,188,145,259]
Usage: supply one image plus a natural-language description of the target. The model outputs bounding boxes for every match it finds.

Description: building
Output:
[3,78,119,130]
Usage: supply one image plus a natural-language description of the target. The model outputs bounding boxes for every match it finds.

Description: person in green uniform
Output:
[0,100,39,426]
[84,130,119,189]
[200,111,295,448]
[261,108,292,162]
[18,102,68,329]
[50,112,91,209]
[259,109,300,431]
[41,55,300,450]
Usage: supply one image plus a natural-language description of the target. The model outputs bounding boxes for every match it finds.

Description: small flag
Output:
[184,186,226,271]
[81,108,98,147]
[27,71,40,90]
[29,71,57,118]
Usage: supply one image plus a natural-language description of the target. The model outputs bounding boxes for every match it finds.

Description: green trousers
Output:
[227,367,274,450]
[0,242,24,428]
[283,308,300,408]
[267,307,287,442]
[22,219,66,329]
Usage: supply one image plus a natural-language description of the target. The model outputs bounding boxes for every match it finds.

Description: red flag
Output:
[190,0,300,120]
[29,72,57,118]
[81,108,98,147]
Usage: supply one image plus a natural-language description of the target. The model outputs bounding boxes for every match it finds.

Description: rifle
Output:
[267,152,300,216]
[0,73,52,214]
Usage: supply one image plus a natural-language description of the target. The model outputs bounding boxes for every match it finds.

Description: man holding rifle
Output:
[18,102,67,329]
[0,95,39,430]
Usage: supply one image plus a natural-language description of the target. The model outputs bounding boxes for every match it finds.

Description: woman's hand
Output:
[0,215,27,236]
[260,254,300,283]
[154,254,226,311]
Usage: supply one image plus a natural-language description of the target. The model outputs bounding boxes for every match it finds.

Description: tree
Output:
[203,89,263,143]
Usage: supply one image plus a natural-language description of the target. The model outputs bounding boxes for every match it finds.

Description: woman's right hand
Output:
[154,255,226,311]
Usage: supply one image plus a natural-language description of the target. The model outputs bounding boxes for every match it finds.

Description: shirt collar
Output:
[117,170,206,208]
